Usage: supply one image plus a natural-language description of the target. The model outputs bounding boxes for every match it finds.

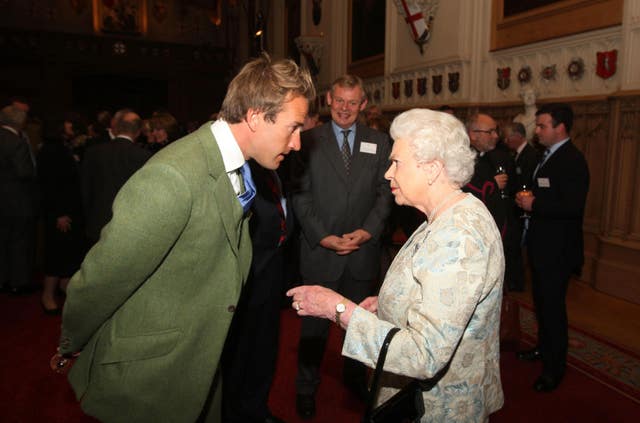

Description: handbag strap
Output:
[364,327,401,419]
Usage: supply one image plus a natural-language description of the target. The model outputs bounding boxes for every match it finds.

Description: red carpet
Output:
[517,301,640,404]
[1,291,639,422]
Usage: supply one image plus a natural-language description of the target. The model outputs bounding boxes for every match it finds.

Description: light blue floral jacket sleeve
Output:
[343,194,504,422]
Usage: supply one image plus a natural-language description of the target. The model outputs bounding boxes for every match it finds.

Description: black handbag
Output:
[362,327,435,423]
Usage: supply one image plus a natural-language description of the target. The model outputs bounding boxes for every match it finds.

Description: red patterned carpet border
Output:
[517,301,640,404]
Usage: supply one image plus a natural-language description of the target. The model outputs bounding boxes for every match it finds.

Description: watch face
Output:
[336,303,346,313]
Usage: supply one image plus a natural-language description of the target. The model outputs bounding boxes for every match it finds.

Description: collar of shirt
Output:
[211,119,246,195]
[1,125,19,136]
[116,134,135,143]
[331,121,356,152]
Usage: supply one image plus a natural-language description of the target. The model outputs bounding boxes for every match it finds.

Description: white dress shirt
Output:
[210,119,246,195]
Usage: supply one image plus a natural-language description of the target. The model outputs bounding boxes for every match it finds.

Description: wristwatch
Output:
[335,298,346,325]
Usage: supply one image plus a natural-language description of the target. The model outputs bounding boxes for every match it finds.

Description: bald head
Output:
[0,105,27,130]
[467,113,498,153]
[112,110,142,140]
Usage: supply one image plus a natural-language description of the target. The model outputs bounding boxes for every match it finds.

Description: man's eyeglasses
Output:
[471,128,498,135]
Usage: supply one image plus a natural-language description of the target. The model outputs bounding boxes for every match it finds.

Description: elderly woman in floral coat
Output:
[288,109,505,422]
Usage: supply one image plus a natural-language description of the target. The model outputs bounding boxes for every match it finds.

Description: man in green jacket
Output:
[54,54,314,423]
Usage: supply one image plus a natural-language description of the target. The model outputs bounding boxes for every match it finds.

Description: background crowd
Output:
[0,99,194,313]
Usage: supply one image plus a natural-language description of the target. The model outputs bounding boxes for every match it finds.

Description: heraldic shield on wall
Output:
[497,67,511,90]
[596,49,617,79]
[394,0,439,54]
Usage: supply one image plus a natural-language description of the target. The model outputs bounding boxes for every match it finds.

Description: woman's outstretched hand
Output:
[287,285,342,320]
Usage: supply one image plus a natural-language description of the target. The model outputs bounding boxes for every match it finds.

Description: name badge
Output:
[360,142,377,155]
[537,177,550,188]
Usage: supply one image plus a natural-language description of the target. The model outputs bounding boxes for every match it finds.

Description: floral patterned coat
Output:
[343,194,505,422]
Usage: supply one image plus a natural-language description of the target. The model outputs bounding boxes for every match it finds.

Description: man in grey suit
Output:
[292,74,392,419]
[0,104,37,294]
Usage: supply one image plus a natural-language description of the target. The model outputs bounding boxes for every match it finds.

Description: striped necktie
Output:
[340,129,352,173]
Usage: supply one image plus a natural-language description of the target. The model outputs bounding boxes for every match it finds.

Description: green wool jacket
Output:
[59,123,252,422]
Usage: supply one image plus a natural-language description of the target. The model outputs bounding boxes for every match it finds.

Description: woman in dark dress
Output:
[37,123,85,313]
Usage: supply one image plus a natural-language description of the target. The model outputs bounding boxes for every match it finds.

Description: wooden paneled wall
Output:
[595,92,640,304]
[485,93,640,305]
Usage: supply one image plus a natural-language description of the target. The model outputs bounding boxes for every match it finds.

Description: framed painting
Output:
[491,0,623,51]
[94,0,147,35]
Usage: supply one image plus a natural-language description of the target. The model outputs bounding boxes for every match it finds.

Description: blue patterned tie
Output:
[237,162,256,214]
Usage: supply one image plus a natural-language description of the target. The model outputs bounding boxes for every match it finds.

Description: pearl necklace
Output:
[428,189,463,222]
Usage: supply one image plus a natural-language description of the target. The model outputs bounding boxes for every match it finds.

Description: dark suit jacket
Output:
[0,126,37,217]
[81,137,152,241]
[527,140,589,272]
[514,143,539,191]
[83,130,110,152]
[245,161,295,305]
[292,122,392,282]
[37,139,82,220]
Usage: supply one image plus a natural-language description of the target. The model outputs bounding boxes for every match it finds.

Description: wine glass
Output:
[516,184,532,218]
[495,165,508,199]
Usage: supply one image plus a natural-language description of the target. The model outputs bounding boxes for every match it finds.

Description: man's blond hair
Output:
[219,53,316,124]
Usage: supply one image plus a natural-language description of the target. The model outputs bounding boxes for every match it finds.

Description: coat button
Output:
[227,305,236,313]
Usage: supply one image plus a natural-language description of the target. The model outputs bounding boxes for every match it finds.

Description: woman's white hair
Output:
[390,108,476,186]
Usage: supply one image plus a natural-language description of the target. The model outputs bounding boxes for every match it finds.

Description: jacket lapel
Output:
[349,124,375,185]
[196,123,246,259]
[213,177,245,256]
[319,124,350,185]
[539,139,571,175]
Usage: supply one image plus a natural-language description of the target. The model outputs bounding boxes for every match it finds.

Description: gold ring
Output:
[294,302,300,311]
